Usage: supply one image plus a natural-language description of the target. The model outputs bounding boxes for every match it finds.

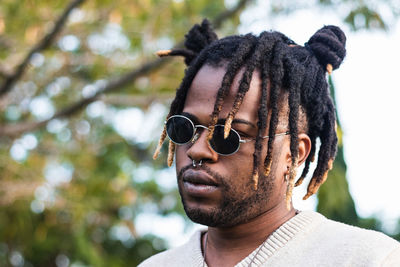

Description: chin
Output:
[177,185,235,227]
[180,193,257,227]
[183,204,237,227]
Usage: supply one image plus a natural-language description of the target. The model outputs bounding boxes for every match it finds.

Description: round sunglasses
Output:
[165,115,290,156]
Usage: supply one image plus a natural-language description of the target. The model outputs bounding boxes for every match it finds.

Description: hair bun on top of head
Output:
[184,19,218,54]
[305,25,346,74]
[156,19,218,65]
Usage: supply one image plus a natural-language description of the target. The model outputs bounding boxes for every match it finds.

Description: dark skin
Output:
[175,65,311,267]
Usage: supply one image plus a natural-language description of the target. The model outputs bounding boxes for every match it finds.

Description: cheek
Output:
[219,152,255,186]
[175,145,189,175]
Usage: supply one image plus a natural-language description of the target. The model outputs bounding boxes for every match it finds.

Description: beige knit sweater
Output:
[139,211,400,267]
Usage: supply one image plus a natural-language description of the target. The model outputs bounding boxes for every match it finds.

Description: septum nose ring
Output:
[192,160,203,167]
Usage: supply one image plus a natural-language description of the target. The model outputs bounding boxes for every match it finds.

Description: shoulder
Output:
[318,212,398,246]
[301,211,400,266]
[138,230,205,267]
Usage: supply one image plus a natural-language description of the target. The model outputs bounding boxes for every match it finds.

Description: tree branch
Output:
[100,93,174,108]
[0,0,86,97]
[211,0,250,28]
[0,68,9,79]
[0,0,253,137]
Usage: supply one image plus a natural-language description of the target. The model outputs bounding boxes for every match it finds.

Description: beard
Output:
[177,164,275,227]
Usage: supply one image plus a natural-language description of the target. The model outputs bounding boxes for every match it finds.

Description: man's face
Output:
[175,64,291,227]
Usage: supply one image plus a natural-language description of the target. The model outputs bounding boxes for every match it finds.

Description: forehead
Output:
[182,64,262,124]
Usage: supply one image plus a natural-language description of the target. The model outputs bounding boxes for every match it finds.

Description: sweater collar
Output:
[191,210,325,267]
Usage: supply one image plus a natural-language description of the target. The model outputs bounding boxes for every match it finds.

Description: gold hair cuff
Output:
[156,50,172,57]
[326,64,333,75]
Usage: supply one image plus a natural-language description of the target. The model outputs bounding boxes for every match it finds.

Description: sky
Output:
[134,3,400,246]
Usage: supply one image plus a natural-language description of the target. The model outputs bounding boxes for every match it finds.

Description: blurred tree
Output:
[0,0,398,266]
[268,0,399,31]
[0,0,251,266]
[316,77,359,225]
[318,76,395,238]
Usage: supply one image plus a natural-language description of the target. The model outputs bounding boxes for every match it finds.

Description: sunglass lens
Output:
[209,125,240,155]
[166,116,194,144]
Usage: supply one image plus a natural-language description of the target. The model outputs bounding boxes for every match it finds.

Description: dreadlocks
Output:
[153,19,346,209]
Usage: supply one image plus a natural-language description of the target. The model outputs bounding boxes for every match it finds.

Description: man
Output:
[139,20,400,266]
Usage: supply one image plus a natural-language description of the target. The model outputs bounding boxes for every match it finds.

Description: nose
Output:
[186,126,219,163]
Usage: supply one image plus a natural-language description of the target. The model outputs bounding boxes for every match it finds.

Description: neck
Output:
[203,201,296,267]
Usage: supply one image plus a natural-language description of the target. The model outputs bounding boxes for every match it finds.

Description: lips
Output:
[182,169,218,196]
[183,169,218,186]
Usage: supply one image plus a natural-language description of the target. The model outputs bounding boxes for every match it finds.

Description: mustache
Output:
[177,163,225,184]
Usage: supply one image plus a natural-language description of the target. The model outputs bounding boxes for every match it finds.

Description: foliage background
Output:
[0,0,398,266]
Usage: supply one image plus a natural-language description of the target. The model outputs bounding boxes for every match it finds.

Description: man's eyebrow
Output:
[217,118,256,128]
[180,112,198,123]
[181,112,256,128]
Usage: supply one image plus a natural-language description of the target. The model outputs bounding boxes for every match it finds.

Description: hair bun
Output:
[155,19,218,65]
[305,25,346,73]
[184,19,218,54]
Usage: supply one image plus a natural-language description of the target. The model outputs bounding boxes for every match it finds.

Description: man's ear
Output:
[285,133,311,166]
[296,133,311,165]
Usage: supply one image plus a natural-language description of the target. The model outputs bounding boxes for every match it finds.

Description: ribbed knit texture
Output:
[139,211,400,267]
[201,210,318,267]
